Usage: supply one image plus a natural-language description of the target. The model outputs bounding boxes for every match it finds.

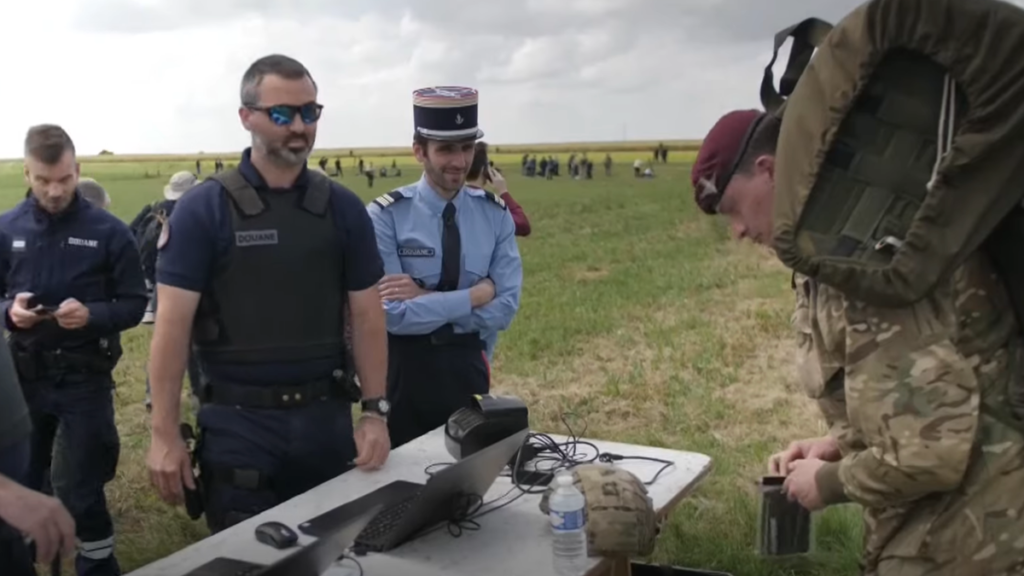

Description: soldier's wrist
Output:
[815,460,849,506]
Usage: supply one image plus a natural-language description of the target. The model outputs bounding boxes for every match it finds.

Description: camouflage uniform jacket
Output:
[793,251,1024,575]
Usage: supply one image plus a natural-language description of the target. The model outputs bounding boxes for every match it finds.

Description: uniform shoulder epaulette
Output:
[371,190,407,210]
[482,191,508,211]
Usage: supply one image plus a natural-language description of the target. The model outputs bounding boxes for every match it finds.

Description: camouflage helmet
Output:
[539,464,659,557]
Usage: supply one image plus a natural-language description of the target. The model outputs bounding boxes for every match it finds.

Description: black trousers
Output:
[386,333,490,449]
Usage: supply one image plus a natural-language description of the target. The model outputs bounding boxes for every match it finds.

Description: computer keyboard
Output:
[355,495,417,544]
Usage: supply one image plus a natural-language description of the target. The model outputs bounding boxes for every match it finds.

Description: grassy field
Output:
[0,145,864,576]
[16,139,702,165]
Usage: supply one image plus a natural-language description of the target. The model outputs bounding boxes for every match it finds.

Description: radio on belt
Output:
[445,394,530,460]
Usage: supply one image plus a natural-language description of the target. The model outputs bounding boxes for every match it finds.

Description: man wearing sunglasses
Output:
[367,87,523,449]
[691,109,1024,576]
[146,54,391,534]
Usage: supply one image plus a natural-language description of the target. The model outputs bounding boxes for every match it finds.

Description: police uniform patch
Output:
[157,221,170,250]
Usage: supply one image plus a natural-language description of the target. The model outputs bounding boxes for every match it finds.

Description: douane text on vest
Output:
[235,230,279,247]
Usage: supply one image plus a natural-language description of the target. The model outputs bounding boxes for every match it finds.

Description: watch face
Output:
[378,399,391,414]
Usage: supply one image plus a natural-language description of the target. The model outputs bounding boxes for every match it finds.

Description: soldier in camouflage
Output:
[690,109,1024,576]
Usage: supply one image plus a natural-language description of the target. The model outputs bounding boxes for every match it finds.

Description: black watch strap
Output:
[361,397,390,416]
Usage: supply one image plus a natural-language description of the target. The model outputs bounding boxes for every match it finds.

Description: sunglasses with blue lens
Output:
[249,102,324,126]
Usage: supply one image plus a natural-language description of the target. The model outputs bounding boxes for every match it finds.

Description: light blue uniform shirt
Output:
[366,174,523,362]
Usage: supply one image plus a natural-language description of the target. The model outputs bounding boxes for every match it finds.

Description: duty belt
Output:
[9,341,119,381]
[390,324,483,348]
[200,371,357,410]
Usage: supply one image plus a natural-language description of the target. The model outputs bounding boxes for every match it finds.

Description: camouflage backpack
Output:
[765,0,1024,328]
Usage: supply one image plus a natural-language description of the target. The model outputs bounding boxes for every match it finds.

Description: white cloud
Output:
[1,0,1021,157]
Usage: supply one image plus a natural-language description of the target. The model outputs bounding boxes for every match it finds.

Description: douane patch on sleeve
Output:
[157,222,170,250]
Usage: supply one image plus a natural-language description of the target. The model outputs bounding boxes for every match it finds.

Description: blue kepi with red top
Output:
[412,86,485,141]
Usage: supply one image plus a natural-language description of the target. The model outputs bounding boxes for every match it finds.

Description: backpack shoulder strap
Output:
[209,168,265,217]
[760,18,834,116]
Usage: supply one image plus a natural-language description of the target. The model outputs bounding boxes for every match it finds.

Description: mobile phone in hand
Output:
[26,295,58,314]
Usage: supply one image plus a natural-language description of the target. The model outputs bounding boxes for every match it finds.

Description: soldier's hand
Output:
[378,274,427,302]
[768,436,839,476]
[353,415,390,471]
[783,458,826,511]
[53,298,90,330]
[9,292,48,329]
[0,478,77,565]
[147,433,196,506]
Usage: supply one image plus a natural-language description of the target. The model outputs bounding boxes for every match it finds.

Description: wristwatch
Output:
[361,397,391,418]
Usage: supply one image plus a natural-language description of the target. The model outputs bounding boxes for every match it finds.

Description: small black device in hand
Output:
[179,424,205,521]
[255,521,299,550]
[25,295,58,314]
[757,475,812,556]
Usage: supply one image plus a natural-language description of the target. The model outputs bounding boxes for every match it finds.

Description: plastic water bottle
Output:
[549,473,588,575]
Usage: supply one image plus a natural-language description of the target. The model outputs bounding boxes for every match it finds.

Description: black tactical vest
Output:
[192,168,345,366]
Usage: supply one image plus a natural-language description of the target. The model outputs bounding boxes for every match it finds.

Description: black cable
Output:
[444,493,484,537]
[424,462,454,477]
[597,453,675,485]
[421,412,678,535]
[336,553,364,576]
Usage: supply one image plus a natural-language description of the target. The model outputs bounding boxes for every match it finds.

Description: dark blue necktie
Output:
[436,202,461,292]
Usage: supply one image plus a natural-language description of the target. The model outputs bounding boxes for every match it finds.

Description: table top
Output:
[129,427,712,576]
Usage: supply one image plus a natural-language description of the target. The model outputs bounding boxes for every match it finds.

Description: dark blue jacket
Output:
[0,192,148,350]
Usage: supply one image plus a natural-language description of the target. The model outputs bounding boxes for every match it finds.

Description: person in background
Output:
[465,141,531,237]
[136,172,205,413]
[130,171,201,325]
[77,178,110,211]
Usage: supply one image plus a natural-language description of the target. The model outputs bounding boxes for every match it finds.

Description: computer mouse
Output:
[254,521,299,550]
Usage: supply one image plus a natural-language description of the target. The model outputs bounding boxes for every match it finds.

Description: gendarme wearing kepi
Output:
[412,86,484,142]
[366,84,524,450]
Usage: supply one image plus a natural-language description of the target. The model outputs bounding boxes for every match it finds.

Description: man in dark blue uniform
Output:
[145,54,391,534]
[0,124,148,576]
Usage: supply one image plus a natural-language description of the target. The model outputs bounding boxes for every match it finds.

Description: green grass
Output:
[0,149,863,575]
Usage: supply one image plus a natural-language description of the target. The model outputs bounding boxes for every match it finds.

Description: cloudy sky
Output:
[0,0,994,157]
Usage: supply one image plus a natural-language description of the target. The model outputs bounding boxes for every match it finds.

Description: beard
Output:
[254,133,312,168]
[424,161,467,194]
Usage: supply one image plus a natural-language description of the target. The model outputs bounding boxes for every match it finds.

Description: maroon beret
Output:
[691,109,765,215]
